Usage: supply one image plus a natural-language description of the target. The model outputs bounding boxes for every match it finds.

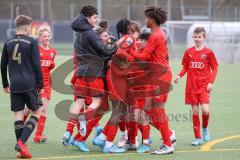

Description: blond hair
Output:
[37,25,52,38]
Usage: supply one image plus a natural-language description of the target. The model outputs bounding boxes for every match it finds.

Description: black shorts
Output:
[10,89,42,112]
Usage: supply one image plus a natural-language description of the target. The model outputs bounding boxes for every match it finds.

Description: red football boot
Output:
[34,135,48,143]
[15,140,32,159]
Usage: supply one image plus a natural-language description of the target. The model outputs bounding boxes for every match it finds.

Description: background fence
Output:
[0,0,240,63]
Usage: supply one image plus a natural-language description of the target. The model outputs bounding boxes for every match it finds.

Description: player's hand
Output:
[40,89,45,95]
[3,87,10,93]
[115,37,125,47]
[174,76,180,84]
[207,83,213,92]
[107,60,112,66]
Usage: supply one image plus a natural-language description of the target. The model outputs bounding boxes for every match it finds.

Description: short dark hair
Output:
[144,6,167,25]
[15,15,32,28]
[116,18,131,38]
[99,20,109,29]
[193,27,206,35]
[80,5,98,17]
[138,32,151,41]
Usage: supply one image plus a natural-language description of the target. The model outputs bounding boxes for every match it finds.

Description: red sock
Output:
[76,121,80,131]
[74,121,81,140]
[147,107,172,146]
[128,121,138,144]
[95,122,100,128]
[119,121,126,132]
[139,124,150,140]
[192,115,201,138]
[66,118,77,135]
[106,125,118,142]
[35,115,46,137]
[74,132,81,140]
[202,113,209,129]
[102,122,110,135]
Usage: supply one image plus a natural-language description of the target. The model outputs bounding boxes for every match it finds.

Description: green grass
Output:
[0,55,240,160]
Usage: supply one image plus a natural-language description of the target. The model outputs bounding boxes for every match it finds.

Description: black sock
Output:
[14,120,24,141]
[20,116,38,143]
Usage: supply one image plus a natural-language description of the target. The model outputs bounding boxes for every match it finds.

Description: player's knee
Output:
[192,109,199,115]
[202,109,209,115]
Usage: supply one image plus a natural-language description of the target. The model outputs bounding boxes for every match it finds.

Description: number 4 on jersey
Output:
[12,44,21,64]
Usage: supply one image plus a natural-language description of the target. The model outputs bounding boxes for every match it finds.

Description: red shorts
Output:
[134,98,145,109]
[185,92,210,105]
[41,85,51,100]
[74,77,104,97]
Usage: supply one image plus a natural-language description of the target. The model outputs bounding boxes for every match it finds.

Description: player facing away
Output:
[33,26,56,143]
[131,6,176,155]
[1,15,44,159]
[174,27,218,146]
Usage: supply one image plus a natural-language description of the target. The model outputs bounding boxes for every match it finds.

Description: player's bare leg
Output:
[201,104,210,142]
[191,105,202,146]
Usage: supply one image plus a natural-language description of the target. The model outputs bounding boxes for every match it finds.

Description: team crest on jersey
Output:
[50,52,55,58]
[201,54,207,60]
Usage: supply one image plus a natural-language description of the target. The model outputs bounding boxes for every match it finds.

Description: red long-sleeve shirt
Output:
[39,46,56,87]
[131,28,169,67]
[178,46,218,94]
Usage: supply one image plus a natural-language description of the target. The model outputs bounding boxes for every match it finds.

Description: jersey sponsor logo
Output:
[201,54,207,60]
[41,60,53,67]
[50,52,55,58]
[190,61,204,69]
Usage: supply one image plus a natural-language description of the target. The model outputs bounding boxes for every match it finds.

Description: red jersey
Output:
[133,28,169,67]
[39,46,57,87]
[114,35,136,62]
[180,46,218,94]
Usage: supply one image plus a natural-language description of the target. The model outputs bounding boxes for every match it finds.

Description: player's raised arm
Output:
[31,39,44,90]
[88,31,117,57]
[1,43,10,91]
[131,37,152,61]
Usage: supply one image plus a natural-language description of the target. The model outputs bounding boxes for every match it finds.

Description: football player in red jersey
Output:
[92,18,136,153]
[174,27,218,146]
[131,6,175,155]
[33,26,56,143]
